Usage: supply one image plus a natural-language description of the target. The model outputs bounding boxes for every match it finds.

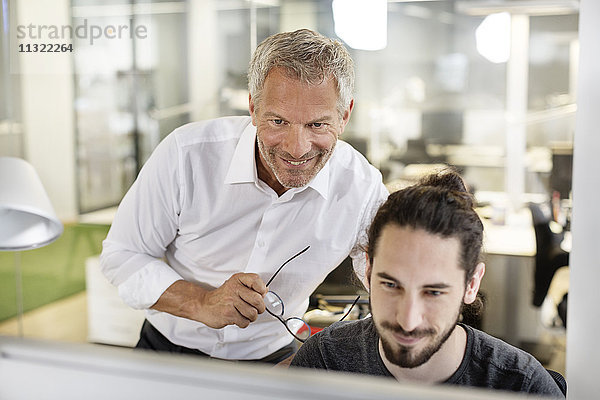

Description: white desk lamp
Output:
[0,157,63,335]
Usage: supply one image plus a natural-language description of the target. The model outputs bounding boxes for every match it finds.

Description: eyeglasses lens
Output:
[265,291,284,316]
[286,317,311,341]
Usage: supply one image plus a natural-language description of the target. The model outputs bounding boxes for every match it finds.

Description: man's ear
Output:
[339,99,354,136]
[365,252,372,290]
[464,262,485,304]
[249,94,257,126]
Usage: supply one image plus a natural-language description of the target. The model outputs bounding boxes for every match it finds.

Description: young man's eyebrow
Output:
[376,272,401,284]
[375,272,452,289]
[423,283,451,289]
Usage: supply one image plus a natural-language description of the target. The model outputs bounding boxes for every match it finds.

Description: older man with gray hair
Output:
[100,29,388,363]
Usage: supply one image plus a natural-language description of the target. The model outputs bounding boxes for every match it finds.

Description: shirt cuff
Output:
[117,260,183,309]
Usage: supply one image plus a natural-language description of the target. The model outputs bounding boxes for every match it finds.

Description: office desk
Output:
[65,207,117,271]
[78,206,118,225]
[479,200,571,256]
[475,193,545,347]
[76,207,145,346]
[481,208,536,257]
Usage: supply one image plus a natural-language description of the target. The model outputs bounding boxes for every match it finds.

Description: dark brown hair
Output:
[367,169,484,284]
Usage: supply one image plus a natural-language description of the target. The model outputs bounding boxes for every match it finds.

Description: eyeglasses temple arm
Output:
[265,245,310,287]
[339,295,361,322]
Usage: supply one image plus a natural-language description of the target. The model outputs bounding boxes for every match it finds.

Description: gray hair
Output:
[248,29,355,119]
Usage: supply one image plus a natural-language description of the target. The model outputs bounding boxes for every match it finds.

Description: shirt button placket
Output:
[246,202,277,273]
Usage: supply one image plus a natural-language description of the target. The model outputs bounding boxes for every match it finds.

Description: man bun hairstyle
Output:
[248,29,354,119]
[367,168,483,284]
[418,170,470,194]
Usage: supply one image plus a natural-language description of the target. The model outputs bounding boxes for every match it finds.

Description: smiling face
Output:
[367,224,483,370]
[249,67,353,195]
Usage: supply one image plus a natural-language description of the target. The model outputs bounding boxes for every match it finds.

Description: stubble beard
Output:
[257,136,335,189]
[373,302,462,369]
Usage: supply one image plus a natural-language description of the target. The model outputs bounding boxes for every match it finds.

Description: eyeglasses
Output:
[264,246,360,343]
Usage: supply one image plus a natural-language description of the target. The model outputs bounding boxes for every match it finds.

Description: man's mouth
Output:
[288,159,308,166]
[282,157,314,167]
[392,332,425,346]
[381,322,434,346]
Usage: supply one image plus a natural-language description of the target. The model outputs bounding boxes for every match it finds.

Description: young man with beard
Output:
[100,29,388,362]
[290,171,564,397]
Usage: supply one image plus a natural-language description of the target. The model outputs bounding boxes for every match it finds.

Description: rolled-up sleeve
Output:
[100,133,184,309]
[350,175,389,285]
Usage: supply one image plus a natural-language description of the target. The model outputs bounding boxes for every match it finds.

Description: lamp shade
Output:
[0,157,63,250]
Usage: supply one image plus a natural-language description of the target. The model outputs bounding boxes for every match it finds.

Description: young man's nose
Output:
[395,296,424,333]
[282,125,312,159]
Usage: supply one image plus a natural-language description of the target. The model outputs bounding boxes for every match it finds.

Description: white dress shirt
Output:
[100,116,388,360]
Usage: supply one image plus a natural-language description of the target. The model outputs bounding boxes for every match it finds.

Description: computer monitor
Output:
[550,147,573,199]
[0,335,526,400]
[421,110,464,145]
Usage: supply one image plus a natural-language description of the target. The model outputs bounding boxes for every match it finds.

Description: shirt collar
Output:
[307,157,329,200]
[224,122,258,184]
[224,122,331,200]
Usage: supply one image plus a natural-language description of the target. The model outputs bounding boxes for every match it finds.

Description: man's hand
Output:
[199,273,268,328]
[151,273,268,329]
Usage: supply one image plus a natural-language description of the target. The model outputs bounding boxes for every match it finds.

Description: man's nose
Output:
[396,295,423,333]
[282,124,312,159]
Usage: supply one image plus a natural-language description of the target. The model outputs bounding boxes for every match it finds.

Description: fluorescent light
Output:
[456,0,579,16]
[476,12,511,63]
[332,0,387,51]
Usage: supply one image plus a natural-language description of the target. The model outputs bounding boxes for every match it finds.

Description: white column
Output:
[569,38,579,101]
[504,14,529,210]
[566,1,600,398]
[188,0,219,122]
[15,0,77,221]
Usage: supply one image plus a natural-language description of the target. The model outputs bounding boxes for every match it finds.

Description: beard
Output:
[256,136,335,189]
[373,303,462,369]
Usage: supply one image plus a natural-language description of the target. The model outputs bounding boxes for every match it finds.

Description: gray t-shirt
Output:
[291,318,564,398]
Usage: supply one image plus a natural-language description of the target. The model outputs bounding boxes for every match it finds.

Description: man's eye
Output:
[381,281,397,289]
[310,122,324,128]
[426,290,443,297]
[271,119,284,125]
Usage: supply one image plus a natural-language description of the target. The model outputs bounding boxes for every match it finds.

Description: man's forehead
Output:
[258,70,340,122]
[373,225,464,280]
[261,68,340,101]
[265,66,330,85]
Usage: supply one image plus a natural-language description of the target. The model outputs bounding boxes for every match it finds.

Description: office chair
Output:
[546,369,567,396]
[557,293,568,327]
[528,202,570,308]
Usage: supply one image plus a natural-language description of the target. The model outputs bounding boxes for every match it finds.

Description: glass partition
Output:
[0,0,22,158]
[205,1,576,200]
[72,0,189,212]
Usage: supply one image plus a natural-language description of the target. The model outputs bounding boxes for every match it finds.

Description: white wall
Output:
[16,0,77,221]
[280,1,318,32]
[565,0,600,398]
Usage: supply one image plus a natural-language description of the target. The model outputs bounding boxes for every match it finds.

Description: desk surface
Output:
[480,208,536,257]
[476,191,547,257]
[78,207,118,225]
[476,191,572,257]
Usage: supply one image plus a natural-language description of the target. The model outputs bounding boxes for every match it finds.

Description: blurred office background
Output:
[0,0,580,380]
